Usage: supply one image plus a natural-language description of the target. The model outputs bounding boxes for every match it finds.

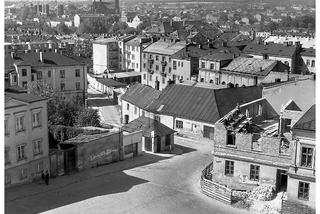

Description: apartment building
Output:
[5,52,87,104]
[141,40,186,90]
[92,38,119,74]
[5,91,49,186]
[118,35,136,70]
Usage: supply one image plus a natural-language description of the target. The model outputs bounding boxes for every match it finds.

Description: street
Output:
[6,137,249,214]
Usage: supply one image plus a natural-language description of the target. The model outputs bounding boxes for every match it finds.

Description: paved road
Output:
[6,137,249,214]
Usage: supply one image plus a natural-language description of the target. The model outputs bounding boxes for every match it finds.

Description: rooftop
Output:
[122,116,175,137]
[5,92,47,104]
[300,48,315,57]
[243,43,297,58]
[63,131,118,144]
[293,105,315,131]
[96,78,127,88]
[143,41,186,55]
[93,37,118,44]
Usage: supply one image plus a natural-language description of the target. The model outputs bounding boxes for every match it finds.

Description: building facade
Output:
[5,92,50,187]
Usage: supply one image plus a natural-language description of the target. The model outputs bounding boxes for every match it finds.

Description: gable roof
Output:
[146,84,262,124]
[293,105,315,131]
[243,43,297,58]
[283,100,302,111]
[122,116,175,137]
[121,83,161,110]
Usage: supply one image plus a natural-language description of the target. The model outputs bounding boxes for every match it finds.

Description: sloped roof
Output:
[121,83,161,110]
[243,43,297,58]
[96,78,127,88]
[143,41,186,55]
[293,105,315,131]
[200,52,234,61]
[284,100,302,111]
[221,57,286,76]
[5,52,85,67]
[5,92,47,104]
[300,48,315,57]
[122,116,175,137]
[146,84,262,124]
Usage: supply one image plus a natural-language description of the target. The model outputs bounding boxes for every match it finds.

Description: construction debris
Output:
[249,185,275,201]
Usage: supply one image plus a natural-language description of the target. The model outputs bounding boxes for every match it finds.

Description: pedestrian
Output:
[45,170,49,185]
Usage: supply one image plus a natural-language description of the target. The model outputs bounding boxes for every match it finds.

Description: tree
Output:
[75,108,101,127]
[266,22,278,32]
[219,13,228,22]
[27,81,55,98]
[56,23,71,34]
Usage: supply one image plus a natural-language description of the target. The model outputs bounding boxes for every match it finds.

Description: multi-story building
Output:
[92,38,119,74]
[74,14,106,28]
[5,52,87,104]
[200,57,291,87]
[5,91,49,187]
[92,0,120,15]
[141,40,186,90]
[243,42,300,73]
[283,105,315,213]
[299,48,315,74]
[124,37,151,72]
[34,4,50,16]
[118,35,136,70]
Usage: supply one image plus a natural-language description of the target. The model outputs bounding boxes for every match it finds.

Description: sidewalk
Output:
[5,152,175,203]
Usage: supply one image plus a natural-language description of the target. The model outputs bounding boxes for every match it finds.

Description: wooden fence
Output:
[200,163,233,204]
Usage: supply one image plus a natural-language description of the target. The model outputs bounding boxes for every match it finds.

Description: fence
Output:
[200,162,233,204]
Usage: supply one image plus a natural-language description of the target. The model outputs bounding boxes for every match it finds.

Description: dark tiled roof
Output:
[122,116,175,137]
[96,78,127,88]
[5,52,85,67]
[200,52,235,61]
[243,43,297,58]
[293,105,315,131]
[147,84,262,124]
[121,83,161,110]
[5,92,47,103]
[300,48,315,57]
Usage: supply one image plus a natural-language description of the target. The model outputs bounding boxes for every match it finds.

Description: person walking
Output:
[45,170,49,185]
[41,171,45,183]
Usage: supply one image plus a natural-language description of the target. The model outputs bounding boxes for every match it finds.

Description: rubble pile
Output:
[260,204,281,214]
[249,185,275,201]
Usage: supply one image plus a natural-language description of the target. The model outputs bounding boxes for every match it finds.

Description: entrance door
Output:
[124,115,129,124]
[156,136,161,153]
[145,137,152,151]
[64,147,76,173]
[155,80,160,90]
[276,169,288,191]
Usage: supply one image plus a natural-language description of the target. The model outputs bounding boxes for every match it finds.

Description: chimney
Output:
[39,52,43,62]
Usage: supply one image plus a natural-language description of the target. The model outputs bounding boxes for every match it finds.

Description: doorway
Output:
[124,115,129,124]
[155,80,160,90]
[156,136,161,153]
[276,169,288,192]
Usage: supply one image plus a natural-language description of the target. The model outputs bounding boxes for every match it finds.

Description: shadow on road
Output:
[173,144,197,154]
[87,98,116,107]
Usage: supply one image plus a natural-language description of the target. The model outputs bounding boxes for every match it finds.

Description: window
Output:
[156,65,159,71]
[258,104,262,116]
[60,70,65,78]
[156,55,159,61]
[5,148,10,165]
[306,59,310,66]
[201,61,205,68]
[132,62,135,68]
[22,69,27,76]
[76,82,81,90]
[162,56,165,61]
[227,131,235,145]
[250,165,260,181]
[311,60,315,67]
[225,160,234,176]
[200,78,204,82]
[22,81,28,88]
[75,69,80,77]
[132,54,135,60]
[178,61,180,67]
[150,74,152,81]
[149,54,153,59]
[32,111,41,128]
[210,63,214,70]
[20,168,27,180]
[33,139,42,155]
[283,118,291,132]
[162,77,165,84]
[169,67,172,73]
[301,147,313,168]
[13,74,17,83]
[60,83,65,91]
[298,182,309,200]
[136,63,138,69]
[162,66,165,72]
[5,118,9,136]
[143,74,146,80]
[173,61,177,70]
[131,46,134,51]
[143,63,146,68]
[176,120,183,129]
[17,145,26,160]
[127,103,130,110]
[154,115,160,121]
[15,114,25,132]
[181,62,183,67]
[37,71,42,80]
[124,144,134,155]
[48,70,51,78]
[5,174,11,185]
[143,53,146,59]
[134,107,137,114]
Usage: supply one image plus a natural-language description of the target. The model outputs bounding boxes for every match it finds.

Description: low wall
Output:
[200,163,233,204]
